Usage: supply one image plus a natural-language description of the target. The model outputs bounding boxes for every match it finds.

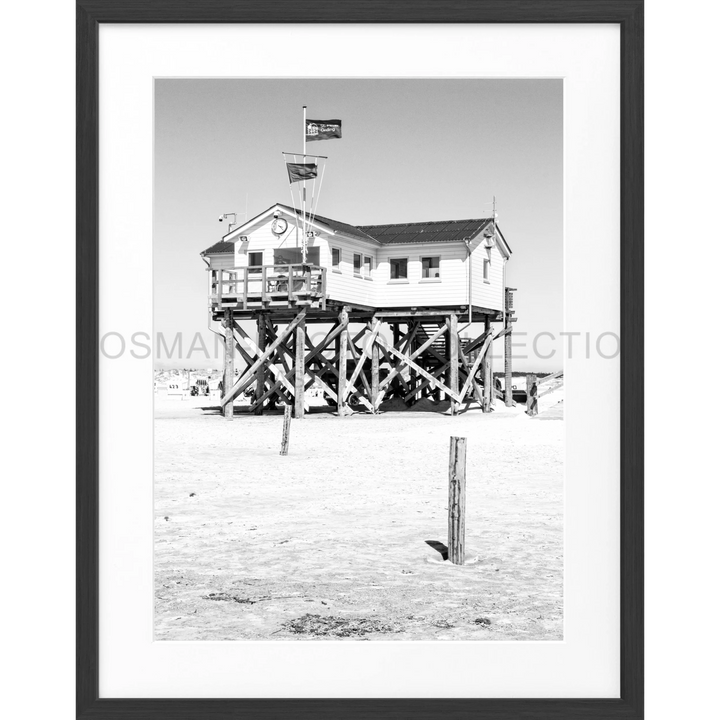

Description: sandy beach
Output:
[154,391,564,641]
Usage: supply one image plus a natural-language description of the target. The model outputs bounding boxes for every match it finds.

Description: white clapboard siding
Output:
[374,242,470,307]
[324,233,378,307]
[470,239,505,311]
[233,220,322,268]
[204,254,235,271]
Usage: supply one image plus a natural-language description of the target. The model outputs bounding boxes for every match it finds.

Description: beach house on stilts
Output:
[201,202,516,420]
[201,106,516,420]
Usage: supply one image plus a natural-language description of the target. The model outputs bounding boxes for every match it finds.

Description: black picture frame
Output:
[77,1,643,718]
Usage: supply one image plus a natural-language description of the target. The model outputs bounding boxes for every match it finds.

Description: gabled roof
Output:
[275,204,378,244]
[217,202,378,246]
[200,241,234,256]
[201,203,511,256]
[358,218,496,246]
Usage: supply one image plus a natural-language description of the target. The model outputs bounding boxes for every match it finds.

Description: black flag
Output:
[305,119,342,142]
[286,162,318,184]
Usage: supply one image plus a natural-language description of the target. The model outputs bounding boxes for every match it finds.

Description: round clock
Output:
[271,217,288,235]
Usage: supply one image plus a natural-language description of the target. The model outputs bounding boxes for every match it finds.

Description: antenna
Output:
[219,212,238,234]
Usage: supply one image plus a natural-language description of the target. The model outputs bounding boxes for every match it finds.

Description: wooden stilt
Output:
[504,333,513,405]
[338,306,349,417]
[280,404,291,455]
[504,287,515,407]
[448,436,467,565]
[482,315,493,412]
[294,314,306,419]
[254,313,266,415]
[448,314,459,415]
[405,322,414,403]
[443,324,452,403]
[526,373,538,416]
[371,319,380,410]
[223,308,234,420]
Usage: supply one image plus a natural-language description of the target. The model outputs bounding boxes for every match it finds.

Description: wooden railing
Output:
[209,264,327,311]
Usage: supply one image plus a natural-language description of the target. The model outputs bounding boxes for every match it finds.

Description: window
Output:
[421,256,440,279]
[483,258,491,283]
[273,247,320,266]
[390,257,408,280]
[331,247,341,271]
[353,253,362,275]
[248,251,263,273]
[363,256,373,279]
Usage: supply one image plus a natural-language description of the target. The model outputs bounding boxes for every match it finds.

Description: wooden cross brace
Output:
[374,334,462,405]
[221,310,306,407]
[232,321,298,407]
[246,317,377,413]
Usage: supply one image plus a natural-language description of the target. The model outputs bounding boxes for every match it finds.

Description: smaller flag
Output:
[306,119,342,142]
[286,162,318,184]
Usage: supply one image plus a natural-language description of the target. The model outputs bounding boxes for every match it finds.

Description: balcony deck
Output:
[209,264,327,314]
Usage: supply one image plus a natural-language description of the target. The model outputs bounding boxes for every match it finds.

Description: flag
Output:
[286,162,318,184]
[306,119,342,142]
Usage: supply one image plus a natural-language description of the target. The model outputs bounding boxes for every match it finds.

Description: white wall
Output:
[204,254,234,271]
[469,238,505,312]
[374,242,470,307]
[232,218,323,269]
[325,232,378,306]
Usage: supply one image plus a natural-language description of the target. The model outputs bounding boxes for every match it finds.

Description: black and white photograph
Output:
[153,78,564,641]
[73,9,647,720]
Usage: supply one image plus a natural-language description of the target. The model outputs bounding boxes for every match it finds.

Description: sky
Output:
[154,78,563,370]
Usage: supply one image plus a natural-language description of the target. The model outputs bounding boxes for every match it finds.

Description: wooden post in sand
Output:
[223,308,234,421]
[526,373,538,416]
[448,436,467,565]
[280,404,292,455]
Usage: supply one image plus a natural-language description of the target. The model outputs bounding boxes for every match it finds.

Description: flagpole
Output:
[302,105,307,264]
